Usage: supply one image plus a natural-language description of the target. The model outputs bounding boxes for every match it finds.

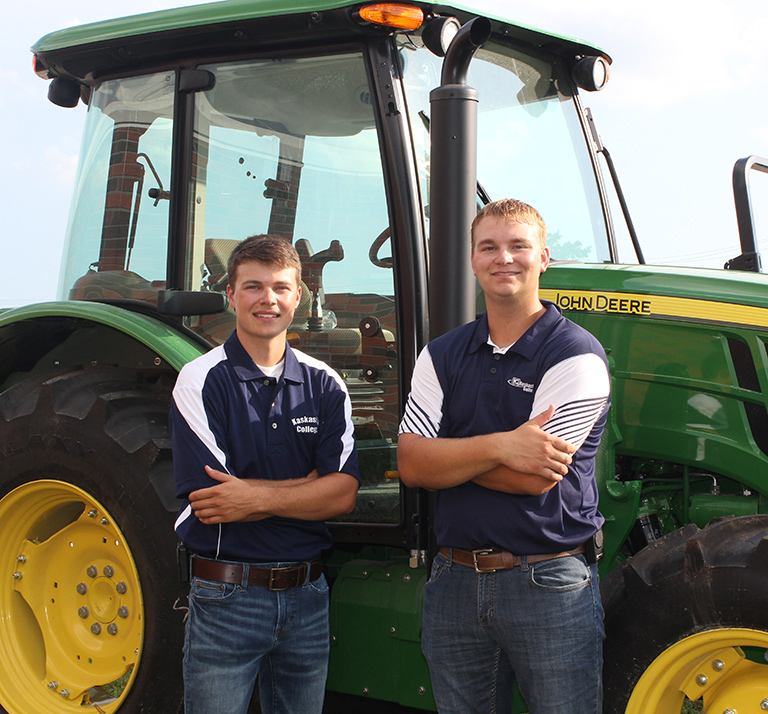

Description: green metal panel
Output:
[688,492,759,528]
[541,263,768,501]
[0,301,207,372]
[543,262,768,310]
[31,0,607,59]
[328,558,434,710]
[31,0,352,51]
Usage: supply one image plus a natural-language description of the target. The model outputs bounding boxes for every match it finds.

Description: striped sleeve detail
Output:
[544,396,608,447]
[172,345,230,473]
[174,504,223,560]
[399,347,444,438]
[400,393,440,437]
[531,352,610,451]
[293,349,356,474]
[336,382,355,473]
[174,503,192,532]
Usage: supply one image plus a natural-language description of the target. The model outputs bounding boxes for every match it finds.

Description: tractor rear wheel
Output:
[601,515,768,714]
[0,368,184,714]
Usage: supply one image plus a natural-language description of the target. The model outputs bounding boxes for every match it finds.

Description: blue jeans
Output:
[183,558,330,714]
[422,551,604,714]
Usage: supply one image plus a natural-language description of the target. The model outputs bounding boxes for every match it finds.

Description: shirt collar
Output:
[470,301,562,359]
[224,331,304,384]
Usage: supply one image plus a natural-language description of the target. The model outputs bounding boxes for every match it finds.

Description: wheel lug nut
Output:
[77,582,88,595]
[100,517,108,525]
[712,659,724,671]
[12,572,22,580]
[16,555,26,563]
[78,607,89,619]
[107,623,118,635]
[116,581,127,594]
[88,510,97,518]
[695,674,708,686]
[91,623,102,635]
[761,699,768,711]
[118,606,129,618]
[59,690,70,698]
[48,681,58,690]
[103,565,114,578]
[86,566,97,578]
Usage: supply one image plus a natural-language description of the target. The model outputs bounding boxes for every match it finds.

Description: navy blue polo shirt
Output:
[400,302,609,554]
[170,331,359,563]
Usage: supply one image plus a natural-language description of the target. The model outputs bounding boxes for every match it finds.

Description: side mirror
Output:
[726,156,767,272]
[157,290,229,316]
[48,77,81,108]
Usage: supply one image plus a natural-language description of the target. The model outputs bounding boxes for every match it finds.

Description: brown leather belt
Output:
[191,557,323,591]
[440,545,586,573]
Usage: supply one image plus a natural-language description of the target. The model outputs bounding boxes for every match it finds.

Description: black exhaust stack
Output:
[428,17,492,340]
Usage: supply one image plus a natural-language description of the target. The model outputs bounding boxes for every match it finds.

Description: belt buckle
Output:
[268,565,295,591]
[471,549,497,573]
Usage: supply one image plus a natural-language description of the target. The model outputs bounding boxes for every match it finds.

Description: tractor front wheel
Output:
[0,368,184,714]
[601,515,768,714]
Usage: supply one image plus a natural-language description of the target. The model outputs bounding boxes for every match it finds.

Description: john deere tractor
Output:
[1,2,767,712]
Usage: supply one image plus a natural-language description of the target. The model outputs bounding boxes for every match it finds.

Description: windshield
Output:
[399,36,610,264]
[184,54,390,305]
[58,72,174,302]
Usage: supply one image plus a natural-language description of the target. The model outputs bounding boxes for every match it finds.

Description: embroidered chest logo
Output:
[508,377,534,393]
[292,415,319,434]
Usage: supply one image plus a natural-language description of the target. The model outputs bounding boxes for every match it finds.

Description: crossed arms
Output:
[189,467,358,524]
[397,404,575,496]
[397,343,609,496]
[171,363,359,526]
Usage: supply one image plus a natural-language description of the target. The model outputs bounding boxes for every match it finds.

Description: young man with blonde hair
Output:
[399,199,609,713]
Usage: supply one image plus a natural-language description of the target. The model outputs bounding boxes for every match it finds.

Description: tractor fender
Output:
[0,300,210,516]
[0,300,208,378]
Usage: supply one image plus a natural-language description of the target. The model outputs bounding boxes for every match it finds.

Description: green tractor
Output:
[1,1,767,712]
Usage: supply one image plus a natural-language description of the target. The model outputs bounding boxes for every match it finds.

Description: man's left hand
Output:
[189,467,269,524]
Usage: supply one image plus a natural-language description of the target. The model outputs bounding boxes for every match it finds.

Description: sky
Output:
[3,0,768,308]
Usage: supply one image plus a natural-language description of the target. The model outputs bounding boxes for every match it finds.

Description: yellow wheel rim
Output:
[0,480,144,714]
[626,628,768,713]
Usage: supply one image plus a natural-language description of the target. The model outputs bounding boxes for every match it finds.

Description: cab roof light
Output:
[421,15,461,57]
[33,55,51,80]
[357,3,425,31]
[572,56,610,92]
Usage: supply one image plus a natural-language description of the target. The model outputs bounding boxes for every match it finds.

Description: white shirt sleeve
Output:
[530,353,610,450]
[399,347,444,438]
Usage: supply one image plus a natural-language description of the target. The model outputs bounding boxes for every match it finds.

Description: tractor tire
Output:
[0,367,184,714]
[601,514,768,714]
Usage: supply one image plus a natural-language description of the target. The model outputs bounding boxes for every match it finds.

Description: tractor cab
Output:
[54,8,613,533]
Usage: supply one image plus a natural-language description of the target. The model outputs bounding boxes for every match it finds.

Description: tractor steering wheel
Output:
[369,227,393,268]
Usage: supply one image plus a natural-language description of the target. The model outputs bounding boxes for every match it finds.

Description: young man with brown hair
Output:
[171,234,359,714]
